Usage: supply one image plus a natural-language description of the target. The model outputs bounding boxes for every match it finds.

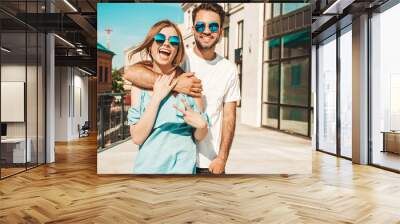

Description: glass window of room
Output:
[339,25,352,159]
[371,3,400,171]
[0,0,47,178]
[1,30,28,178]
[317,35,337,154]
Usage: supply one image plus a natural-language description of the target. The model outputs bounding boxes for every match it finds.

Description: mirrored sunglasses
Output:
[154,33,180,46]
[194,21,220,33]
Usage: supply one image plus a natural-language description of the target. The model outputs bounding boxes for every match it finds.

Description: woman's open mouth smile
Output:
[158,48,171,60]
[158,47,172,60]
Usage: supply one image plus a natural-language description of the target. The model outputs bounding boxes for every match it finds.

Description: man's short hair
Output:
[192,3,225,26]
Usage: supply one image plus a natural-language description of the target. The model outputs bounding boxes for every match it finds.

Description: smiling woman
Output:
[124,20,209,174]
[96,3,184,69]
[128,20,185,73]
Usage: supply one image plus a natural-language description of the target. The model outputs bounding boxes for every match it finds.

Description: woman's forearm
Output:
[130,96,161,145]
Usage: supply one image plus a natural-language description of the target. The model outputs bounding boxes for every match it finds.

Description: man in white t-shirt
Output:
[124,3,240,174]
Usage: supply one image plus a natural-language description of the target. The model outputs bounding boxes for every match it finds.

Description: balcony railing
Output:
[97,92,130,152]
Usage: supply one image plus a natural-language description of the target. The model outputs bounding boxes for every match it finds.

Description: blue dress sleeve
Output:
[127,90,144,126]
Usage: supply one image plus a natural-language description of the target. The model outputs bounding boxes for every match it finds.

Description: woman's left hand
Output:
[174,99,207,129]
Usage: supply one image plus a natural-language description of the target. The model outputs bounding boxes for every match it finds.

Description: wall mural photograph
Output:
[96,2,312,175]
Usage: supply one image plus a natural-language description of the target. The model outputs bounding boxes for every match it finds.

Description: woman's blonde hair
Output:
[129,20,185,71]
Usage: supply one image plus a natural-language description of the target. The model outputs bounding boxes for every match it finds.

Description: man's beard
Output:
[195,36,219,50]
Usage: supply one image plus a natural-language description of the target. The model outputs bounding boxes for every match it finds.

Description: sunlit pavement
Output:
[97,110,312,174]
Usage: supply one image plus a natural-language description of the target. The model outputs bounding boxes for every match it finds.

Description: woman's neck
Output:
[153,62,173,75]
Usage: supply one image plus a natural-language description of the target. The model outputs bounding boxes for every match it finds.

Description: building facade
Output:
[181,3,312,136]
[97,43,114,93]
[262,3,311,137]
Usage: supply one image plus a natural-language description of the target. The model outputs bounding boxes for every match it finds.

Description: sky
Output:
[97,3,184,69]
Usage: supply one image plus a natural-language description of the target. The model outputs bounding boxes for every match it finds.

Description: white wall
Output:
[181,4,197,51]
[1,65,26,139]
[1,65,36,137]
[72,73,89,138]
[55,66,68,141]
[54,67,89,141]
[239,4,264,127]
[227,6,244,62]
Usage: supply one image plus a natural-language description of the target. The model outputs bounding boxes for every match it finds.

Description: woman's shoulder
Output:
[130,85,145,97]
[130,85,148,107]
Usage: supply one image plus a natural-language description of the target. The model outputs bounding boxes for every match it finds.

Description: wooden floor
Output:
[1,167,26,178]
[1,163,45,178]
[373,151,400,171]
[1,135,400,223]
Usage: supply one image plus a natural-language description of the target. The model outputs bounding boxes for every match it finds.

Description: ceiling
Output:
[311,0,390,42]
[0,0,98,74]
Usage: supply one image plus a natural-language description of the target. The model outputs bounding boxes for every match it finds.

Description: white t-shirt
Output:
[181,48,241,168]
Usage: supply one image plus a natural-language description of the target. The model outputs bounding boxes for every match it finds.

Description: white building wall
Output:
[240,4,264,127]
[181,4,196,51]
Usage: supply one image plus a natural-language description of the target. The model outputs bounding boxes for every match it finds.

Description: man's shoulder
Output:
[216,55,237,78]
[218,55,236,69]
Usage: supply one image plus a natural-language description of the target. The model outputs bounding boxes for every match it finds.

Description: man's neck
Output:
[194,46,216,61]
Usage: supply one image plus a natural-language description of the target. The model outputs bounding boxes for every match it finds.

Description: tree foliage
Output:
[112,69,124,93]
